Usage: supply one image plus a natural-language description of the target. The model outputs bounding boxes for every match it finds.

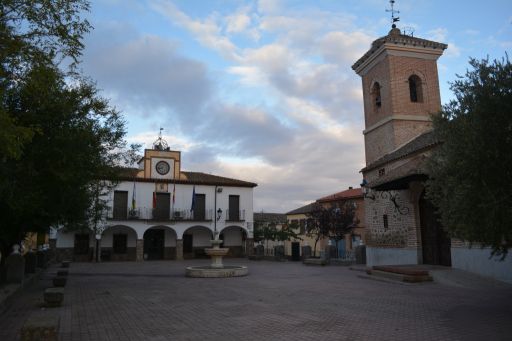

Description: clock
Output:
[155,161,170,175]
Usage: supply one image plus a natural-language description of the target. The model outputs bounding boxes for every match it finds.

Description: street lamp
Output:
[360,179,376,201]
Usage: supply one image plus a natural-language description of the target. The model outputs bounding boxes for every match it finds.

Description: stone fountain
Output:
[185,231,248,278]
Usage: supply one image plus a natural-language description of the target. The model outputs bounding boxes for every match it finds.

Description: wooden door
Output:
[113,191,128,219]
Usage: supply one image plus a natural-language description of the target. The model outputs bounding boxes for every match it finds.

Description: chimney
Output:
[349,186,353,190]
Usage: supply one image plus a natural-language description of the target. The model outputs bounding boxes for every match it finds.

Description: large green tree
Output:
[427,56,512,259]
[0,1,131,262]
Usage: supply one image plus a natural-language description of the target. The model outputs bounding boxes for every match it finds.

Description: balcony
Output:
[107,207,213,222]
[225,209,245,222]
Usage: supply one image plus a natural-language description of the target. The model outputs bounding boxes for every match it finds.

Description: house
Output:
[285,202,322,257]
[53,135,257,262]
[352,26,512,282]
[316,187,365,255]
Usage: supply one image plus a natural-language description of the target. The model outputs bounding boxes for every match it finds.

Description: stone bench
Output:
[20,310,60,341]
[303,258,329,266]
[57,270,68,277]
[44,288,64,307]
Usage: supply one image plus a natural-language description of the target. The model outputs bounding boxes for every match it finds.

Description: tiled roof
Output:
[362,130,440,172]
[352,28,448,71]
[317,188,363,203]
[117,169,257,187]
[286,202,316,215]
[254,213,287,223]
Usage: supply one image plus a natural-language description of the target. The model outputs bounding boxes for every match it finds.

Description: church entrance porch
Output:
[419,192,451,266]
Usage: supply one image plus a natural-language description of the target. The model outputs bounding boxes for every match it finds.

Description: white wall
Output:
[56,230,94,248]
[222,227,243,246]
[185,227,212,247]
[366,247,418,266]
[452,247,512,284]
[102,226,137,247]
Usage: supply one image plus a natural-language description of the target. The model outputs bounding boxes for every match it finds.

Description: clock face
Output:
[155,161,170,175]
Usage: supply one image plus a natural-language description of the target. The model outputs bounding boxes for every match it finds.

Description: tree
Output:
[328,202,358,257]
[427,56,512,259]
[306,202,357,257]
[1,0,92,159]
[0,62,127,261]
[0,1,133,267]
[306,203,331,256]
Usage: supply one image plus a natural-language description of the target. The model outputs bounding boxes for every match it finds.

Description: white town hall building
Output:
[53,136,257,262]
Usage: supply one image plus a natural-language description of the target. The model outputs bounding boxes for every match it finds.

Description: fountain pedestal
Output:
[204,238,229,268]
[185,233,248,278]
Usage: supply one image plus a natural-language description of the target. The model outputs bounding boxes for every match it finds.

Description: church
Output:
[53,135,257,262]
[353,25,512,282]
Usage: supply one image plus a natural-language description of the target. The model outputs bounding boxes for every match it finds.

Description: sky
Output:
[79,0,512,213]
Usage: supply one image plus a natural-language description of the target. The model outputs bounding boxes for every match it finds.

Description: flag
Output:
[152,191,156,209]
[190,185,196,211]
[172,183,176,205]
[131,182,136,210]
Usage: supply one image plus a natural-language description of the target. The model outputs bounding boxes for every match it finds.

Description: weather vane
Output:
[153,127,169,151]
[386,0,400,28]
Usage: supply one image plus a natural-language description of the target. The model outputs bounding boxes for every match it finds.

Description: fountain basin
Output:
[185,265,248,278]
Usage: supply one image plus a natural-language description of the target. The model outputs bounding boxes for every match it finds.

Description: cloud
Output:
[82,27,212,130]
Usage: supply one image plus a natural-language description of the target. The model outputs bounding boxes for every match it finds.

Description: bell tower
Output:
[352,26,447,165]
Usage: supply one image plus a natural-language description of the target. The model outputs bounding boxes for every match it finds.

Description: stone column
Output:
[7,252,25,283]
[245,238,254,256]
[176,239,183,260]
[136,239,144,262]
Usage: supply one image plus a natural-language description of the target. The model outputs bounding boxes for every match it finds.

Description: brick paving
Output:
[1,259,511,340]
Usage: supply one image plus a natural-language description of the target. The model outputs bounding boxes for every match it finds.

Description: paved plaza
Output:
[1,259,511,340]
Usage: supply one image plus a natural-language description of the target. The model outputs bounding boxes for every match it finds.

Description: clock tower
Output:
[136,131,181,180]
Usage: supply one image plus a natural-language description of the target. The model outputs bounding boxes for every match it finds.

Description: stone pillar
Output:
[136,239,144,262]
[245,238,254,256]
[7,253,25,283]
[176,239,183,260]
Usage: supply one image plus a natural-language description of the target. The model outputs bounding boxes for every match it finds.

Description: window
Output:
[153,192,170,220]
[371,82,382,110]
[74,234,90,255]
[408,75,423,102]
[228,195,240,221]
[383,214,389,229]
[113,234,127,254]
[299,219,306,234]
[113,191,128,219]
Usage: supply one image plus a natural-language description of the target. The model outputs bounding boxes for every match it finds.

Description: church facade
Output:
[54,137,257,262]
[353,27,512,282]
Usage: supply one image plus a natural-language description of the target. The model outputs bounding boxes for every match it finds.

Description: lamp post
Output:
[214,186,223,235]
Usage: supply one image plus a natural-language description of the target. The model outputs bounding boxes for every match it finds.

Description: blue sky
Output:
[80,0,512,212]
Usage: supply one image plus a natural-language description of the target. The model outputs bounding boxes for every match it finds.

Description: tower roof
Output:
[352,28,448,73]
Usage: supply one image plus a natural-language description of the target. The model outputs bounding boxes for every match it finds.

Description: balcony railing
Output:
[225,209,245,222]
[107,207,213,222]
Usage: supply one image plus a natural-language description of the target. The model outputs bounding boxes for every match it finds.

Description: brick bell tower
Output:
[352,26,447,165]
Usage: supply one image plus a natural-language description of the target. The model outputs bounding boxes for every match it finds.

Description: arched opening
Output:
[182,226,213,259]
[102,225,138,261]
[408,75,423,103]
[419,191,451,266]
[371,82,382,111]
[219,226,248,257]
[143,226,177,260]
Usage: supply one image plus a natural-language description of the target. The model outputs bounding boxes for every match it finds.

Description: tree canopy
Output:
[0,1,131,259]
[427,56,512,259]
